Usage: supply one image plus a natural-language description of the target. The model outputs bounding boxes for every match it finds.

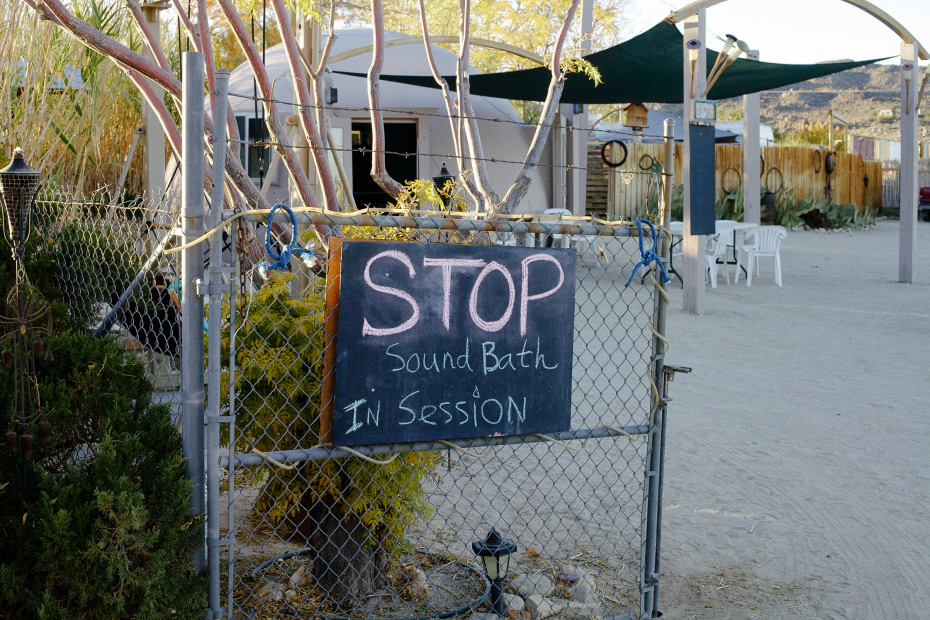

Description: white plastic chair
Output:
[703,233,731,288]
[715,219,738,258]
[739,225,787,287]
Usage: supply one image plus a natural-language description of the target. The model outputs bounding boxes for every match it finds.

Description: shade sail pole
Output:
[681,8,706,314]
[899,42,918,282]
[742,49,761,225]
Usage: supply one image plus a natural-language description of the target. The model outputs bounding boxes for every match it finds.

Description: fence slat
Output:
[588,143,892,220]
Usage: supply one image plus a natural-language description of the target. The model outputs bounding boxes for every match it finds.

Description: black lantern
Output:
[472,528,517,616]
[0,148,41,259]
[0,148,47,503]
[432,162,456,208]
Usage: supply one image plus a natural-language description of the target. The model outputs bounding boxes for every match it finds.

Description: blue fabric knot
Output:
[263,204,317,273]
[625,217,671,287]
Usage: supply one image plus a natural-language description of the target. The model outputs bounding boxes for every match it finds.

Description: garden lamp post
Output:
[472,528,517,616]
[432,162,456,208]
[0,148,41,259]
[1,147,46,502]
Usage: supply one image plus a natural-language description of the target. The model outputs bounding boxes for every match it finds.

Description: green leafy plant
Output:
[715,185,745,221]
[221,273,441,600]
[0,332,206,618]
[669,184,684,222]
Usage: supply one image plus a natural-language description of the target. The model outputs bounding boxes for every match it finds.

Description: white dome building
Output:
[226,29,551,212]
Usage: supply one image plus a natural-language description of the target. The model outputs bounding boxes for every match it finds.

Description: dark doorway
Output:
[352,121,418,208]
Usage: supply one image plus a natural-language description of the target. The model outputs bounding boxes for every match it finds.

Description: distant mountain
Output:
[650,63,929,143]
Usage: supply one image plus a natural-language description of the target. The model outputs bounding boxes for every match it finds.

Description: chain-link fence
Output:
[32,190,183,415]
[31,194,673,619]
[212,211,671,620]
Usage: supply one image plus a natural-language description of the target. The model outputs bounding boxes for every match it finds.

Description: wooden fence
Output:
[587,142,884,221]
[880,160,930,208]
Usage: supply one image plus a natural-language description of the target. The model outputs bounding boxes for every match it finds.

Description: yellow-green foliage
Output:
[220,272,440,559]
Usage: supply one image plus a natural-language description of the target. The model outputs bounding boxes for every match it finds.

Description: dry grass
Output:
[0,0,145,192]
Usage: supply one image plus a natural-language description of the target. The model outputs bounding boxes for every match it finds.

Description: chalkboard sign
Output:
[333,241,576,446]
[687,123,716,236]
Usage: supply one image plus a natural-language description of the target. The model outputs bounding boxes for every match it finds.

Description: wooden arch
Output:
[666,0,928,60]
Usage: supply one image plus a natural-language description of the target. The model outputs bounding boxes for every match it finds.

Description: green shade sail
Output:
[336,20,887,104]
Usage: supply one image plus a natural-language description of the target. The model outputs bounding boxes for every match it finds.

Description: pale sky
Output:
[622,0,929,65]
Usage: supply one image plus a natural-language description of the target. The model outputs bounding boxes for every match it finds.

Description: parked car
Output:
[921,187,930,221]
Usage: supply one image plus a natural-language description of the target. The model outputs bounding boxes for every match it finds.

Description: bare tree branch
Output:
[124,0,174,76]
[40,0,178,90]
[38,0,268,214]
[269,0,342,211]
[456,0,497,212]
[214,0,322,214]
[170,0,202,53]
[367,0,405,199]
[496,0,580,214]
[416,0,480,204]
[22,0,60,26]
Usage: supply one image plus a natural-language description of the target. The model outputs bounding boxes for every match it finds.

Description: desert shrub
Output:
[0,332,206,618]
[223,272,441,563]
[0,231,70,333]
[715,184,745,221]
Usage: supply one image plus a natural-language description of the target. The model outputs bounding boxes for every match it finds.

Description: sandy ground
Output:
[656,219,930,619]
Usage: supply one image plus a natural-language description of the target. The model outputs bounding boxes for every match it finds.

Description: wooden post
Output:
[663,119,675,227]
[567,0,593,218]
[682,9,706,314]
[742,49,761,225]
[899,42,918,283]
[141,2,167,198]
[551,109,566,209]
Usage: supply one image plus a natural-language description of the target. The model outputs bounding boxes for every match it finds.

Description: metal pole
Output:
[227,219,239,616]
[681,9,706,314]
[742,49,761,225]
[899,43,918,282]
[662,119,675,229]
[181,51,206,573]
[643,122,673,615]
[206,69,229,617]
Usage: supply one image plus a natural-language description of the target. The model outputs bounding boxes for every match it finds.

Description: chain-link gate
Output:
[29,192,674,619]
[204,211,673,620]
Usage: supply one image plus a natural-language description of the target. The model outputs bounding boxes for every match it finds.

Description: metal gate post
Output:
[641,274,669,618]
[180,51,206,573]
[205,69,231,619]
[642,119,675,618]
[225,218,239,618]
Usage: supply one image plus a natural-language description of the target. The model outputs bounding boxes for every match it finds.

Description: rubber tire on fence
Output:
[825,152,836,175]
[600,140,627,168]
[721,167,742,194]
[639,153,656,171]
[813,150,822,174]
[764,167,783,193]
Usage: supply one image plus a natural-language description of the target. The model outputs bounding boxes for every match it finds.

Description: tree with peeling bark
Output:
[28,0,588,221]
[24,0,589,602]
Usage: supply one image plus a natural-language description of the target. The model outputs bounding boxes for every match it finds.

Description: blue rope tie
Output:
[262,203,316,274]
[625,217,671,288]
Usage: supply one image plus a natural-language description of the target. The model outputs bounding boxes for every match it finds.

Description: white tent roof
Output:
[227,29,522,123]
